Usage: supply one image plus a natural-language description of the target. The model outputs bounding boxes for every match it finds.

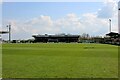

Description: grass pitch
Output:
[2,43,118,78]
[0,44,2,78]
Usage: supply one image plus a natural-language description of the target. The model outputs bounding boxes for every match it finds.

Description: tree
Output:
[81,33,90,39]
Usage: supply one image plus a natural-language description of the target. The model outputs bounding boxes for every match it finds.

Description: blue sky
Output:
[2,1,118,40]
[3,2,103,20]
[2,0,106,2]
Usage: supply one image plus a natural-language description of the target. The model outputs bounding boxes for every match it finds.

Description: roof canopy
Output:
[106,32,120,38]
[0,31,9,34]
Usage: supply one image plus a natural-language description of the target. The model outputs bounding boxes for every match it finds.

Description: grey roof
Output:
[32,34,80,38]
[0,31,9,34]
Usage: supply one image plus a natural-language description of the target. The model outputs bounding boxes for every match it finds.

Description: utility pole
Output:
[109,19,111,33]
[9,24,11,42]
[7,24,11,43]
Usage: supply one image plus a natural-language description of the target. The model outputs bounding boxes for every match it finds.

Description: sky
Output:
[1,0,119,40]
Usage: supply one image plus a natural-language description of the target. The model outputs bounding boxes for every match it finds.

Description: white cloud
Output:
[0,0,2,3]
[81,13,109,35]
[97,0,117,18]
[5,12,118,39]
[6,13,108,38]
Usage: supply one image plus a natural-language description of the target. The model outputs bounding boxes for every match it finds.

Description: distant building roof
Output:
[106,32,120,38]
[0,31,9,34]
[32,34,80,38]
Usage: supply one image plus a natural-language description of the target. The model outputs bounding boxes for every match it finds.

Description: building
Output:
[0,31,8,34]
[32,34,80,43]
[105,32,120,45]
[106,32,119,38]
[0,31,9,43]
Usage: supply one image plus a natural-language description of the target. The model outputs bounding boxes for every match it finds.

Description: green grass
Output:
[2,43,118,78]
[0,44,2,78]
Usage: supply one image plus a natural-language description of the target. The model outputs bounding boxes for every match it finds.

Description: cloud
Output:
[81,13,110,35]
[6,13,109,39]
[5,11,118,39]
[23,15,60,34]
[0,0,2,3]
[97,0,117,18]
[54,13,84,34]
